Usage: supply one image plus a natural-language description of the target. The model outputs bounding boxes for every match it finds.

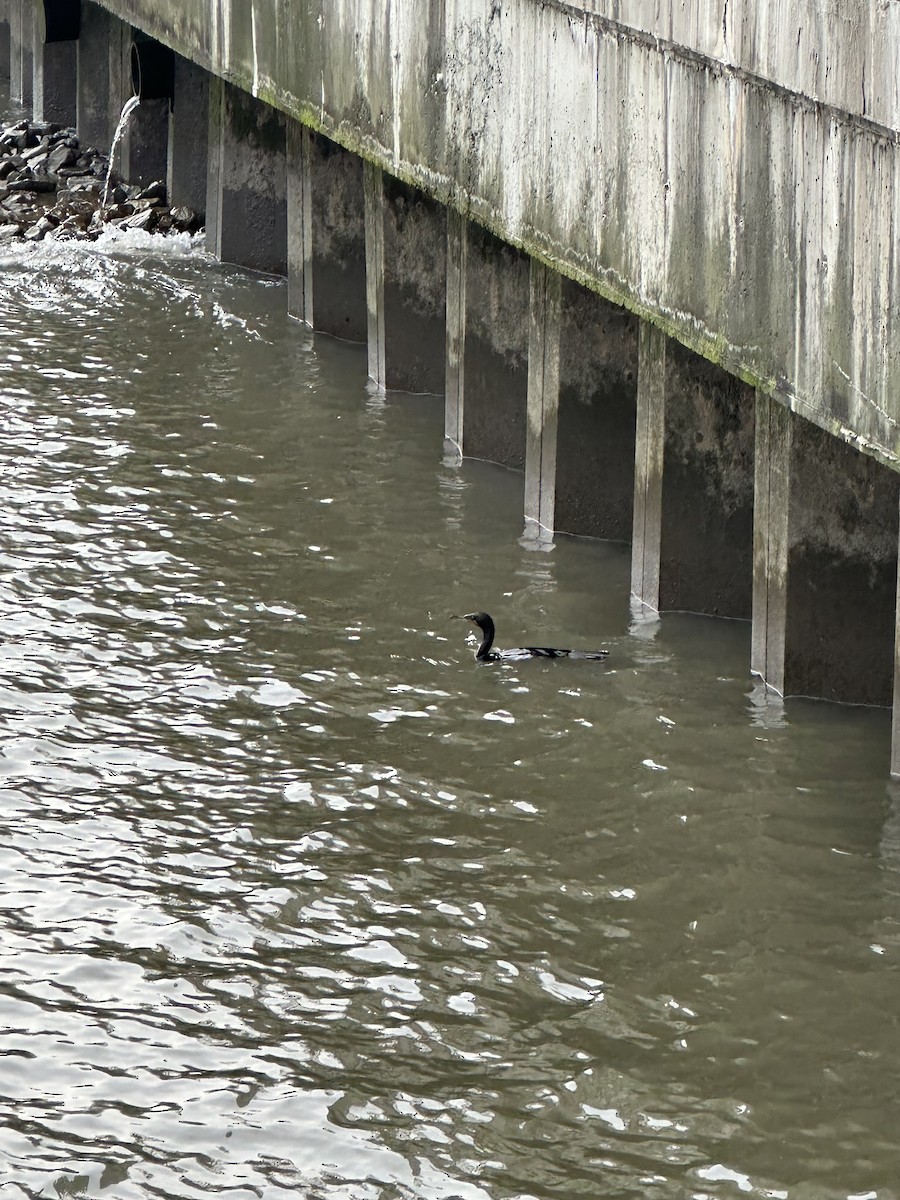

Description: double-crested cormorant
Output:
[452,611,609,663]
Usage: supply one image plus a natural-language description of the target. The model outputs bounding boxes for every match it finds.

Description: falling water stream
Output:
[0,95,898,1200]
[101,94,140,207]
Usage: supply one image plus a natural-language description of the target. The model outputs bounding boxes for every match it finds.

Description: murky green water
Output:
[0,226,898,1200]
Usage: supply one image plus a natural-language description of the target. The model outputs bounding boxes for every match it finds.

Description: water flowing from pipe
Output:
[102,95,141,207]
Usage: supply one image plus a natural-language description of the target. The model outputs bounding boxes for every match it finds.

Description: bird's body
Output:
[452,612,609,663]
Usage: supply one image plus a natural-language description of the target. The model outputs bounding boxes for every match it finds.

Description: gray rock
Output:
[0,223,22,239]
[22,137,51,162]
[23,217,53,240]
[47,144,77,173]
[8,178,57,193]
[137,180,167,202]
[124,207,156,231]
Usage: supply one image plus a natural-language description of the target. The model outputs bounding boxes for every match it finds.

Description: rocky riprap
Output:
[0,117,203,243]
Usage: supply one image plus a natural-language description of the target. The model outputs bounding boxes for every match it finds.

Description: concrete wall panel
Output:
[463,223,528,470]
[555,280,638,542]
[90,0,900,475]
[659,344,756,618]
[785,420,900,705]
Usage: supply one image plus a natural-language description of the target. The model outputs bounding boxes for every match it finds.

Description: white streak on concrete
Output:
[251,1,259,97]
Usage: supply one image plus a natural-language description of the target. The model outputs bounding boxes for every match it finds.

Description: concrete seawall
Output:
[74,0,900,470]
[5,0,900,770]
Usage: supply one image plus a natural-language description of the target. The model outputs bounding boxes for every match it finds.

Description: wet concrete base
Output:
[208,82,286,276]
[462,223,528,470]
[555,279,638,541]
[381,175,446,393]
[784,418,899,706]
[659,343,756,618]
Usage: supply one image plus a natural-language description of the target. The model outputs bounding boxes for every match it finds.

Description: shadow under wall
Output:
[383,174,447,394]
[309,131,367,342]
[555,279,638,541]
[785,420,899,707]
[659,343,756,619]
[462,223,529,471]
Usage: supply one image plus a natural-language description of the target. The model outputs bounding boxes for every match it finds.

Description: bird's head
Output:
[452,611,492,632]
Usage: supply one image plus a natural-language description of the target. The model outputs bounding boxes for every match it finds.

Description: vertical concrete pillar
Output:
[524,261,561,534]
[9,0,33,108]
[167,52,208,214]
[555,280,638,540]
[33,36,77,126]
[751,391,791,694]
[0,0,10,84]
[205,74,224,256]
[445,208,467,452]
[32,1,80,126]
[631,322,666,610]
[461,223,529,469]
[286,119,313,325]
[892,507,900,777]
[206,80,287,276]
[364,160,386,389]
[77,2,130,153]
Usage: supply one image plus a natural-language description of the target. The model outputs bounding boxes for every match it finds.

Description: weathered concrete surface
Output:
[555,279,638,541]
[631,329,755,617]
[33,35,77,126]
[524,260,560,534]
[364,167,450,393]
[88,0,900,479]
[295,130,367,341]
[462,222,528,470]
[9,0,32,106]
[444,208,466,450]
[123,97,168,188]
[753,396,899,706]
[206,80,286,276]
[752,390,791,694]
[574,0,900,130]
[659,344,756,617]
[784,420,899,706]
[381,173,446,393]
[77,3,130,152]
[631,324,666,611]
[168,53,208,215]
[0,0,9,84]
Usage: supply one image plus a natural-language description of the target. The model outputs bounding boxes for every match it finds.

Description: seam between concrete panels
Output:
[538,0,900,147]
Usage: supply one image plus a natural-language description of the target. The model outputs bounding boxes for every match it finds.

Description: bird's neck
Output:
[475,621,495,659]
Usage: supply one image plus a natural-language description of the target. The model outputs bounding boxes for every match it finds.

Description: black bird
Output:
[452,611,609,663]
